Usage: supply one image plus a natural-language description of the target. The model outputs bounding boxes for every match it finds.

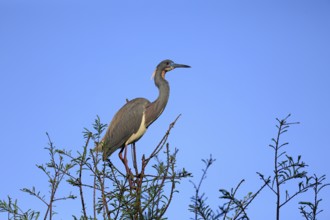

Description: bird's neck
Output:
[145,70,170,127]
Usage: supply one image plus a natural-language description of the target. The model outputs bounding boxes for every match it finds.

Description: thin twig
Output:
[78,134,91,219]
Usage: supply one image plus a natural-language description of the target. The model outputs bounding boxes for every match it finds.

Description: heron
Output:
[96,59,190,174]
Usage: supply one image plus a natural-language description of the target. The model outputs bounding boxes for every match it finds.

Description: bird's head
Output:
[153,59,191,79]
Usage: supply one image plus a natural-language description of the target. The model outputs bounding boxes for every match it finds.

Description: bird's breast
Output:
[125,112,147,145]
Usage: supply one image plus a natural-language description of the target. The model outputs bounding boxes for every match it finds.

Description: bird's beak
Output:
[171,63,191,69]
[152,62,191,79]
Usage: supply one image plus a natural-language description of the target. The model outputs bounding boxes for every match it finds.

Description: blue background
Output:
[1,1,329,219]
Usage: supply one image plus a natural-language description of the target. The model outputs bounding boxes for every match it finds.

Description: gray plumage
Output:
[99,59,190,160]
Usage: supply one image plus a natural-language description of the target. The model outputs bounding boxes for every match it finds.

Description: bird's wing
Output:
[102,98,150,159]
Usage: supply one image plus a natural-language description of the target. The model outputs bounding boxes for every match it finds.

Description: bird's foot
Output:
[125,169,137,190]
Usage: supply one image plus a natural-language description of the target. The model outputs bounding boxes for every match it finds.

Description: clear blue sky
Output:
[1,1,329,219]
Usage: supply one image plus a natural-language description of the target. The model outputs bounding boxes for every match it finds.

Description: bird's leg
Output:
[119,146,131,175]
[119,146,135,189]
[132,143,139,176]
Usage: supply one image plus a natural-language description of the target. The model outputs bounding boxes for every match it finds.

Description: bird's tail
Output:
[94,141,104,152]
[93,139,117,161]
[93,141,108,161]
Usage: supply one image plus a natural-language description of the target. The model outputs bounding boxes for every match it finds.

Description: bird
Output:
[96,59,190,172]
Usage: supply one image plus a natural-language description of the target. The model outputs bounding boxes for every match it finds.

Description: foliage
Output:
[188,115,329,220]
[299,175,330,220]
[0,197,40,220]
[0,115,191,220]
[0,115,328,220]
